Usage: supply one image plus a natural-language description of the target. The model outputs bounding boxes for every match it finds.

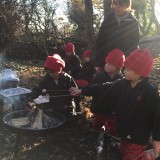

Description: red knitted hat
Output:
[105,49,125,69]
[83,50,92,58]
[64,42,75,53]
[124,49,153,77]
[44,54,65,73]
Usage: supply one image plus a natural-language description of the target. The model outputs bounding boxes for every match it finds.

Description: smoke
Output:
[2,94,29,113]
[0,51,7,62]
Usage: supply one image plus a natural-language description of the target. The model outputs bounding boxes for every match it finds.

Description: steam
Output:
[3,96,25,113]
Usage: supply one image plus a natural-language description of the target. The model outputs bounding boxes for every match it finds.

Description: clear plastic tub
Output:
[0,69,19,89]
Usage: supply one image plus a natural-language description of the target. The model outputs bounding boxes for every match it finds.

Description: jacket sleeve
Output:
[152,90,160,141]
[125,19,140,56]
[82,79,121,96]
[90,72,102,84]
[67,73,78,88]
[91,18,109,67]
[30,77,47,100]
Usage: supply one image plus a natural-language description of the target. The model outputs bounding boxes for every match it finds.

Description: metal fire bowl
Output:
[3,110,65,135]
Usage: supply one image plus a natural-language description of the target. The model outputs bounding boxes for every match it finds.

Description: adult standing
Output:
[92,0,140,70]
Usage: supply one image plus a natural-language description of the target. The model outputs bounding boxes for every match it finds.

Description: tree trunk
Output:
[150,0,160,34]
[22,0,28,32]
[84,0,95,49]
[103,0,112,19]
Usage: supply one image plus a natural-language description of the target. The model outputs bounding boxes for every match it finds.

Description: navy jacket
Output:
[76,61,95,82]
[82,78,160,145]
[63,54,82,79]
[89,71,123,113]
[31,72,77,115]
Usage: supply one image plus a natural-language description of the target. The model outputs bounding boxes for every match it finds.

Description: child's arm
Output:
[70,79,122,97]
[69,83,105,97]
[151,89,160,158]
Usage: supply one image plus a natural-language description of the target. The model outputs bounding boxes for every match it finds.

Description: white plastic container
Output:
[0,69,19,89]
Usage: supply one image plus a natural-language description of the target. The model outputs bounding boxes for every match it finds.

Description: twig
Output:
[45,90,70,92]
[49,94,72,98]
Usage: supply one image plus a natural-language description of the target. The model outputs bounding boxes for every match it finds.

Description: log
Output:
[31,108,43,129]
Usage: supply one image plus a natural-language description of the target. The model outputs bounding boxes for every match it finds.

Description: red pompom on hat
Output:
[64,42,75,53]
[83,50,92,58]
[44,54,65,73]
[105,49,125,69]
[124,49,153,77]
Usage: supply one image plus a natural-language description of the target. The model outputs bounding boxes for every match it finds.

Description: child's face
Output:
[104,63,117,73]
[83,57,90,62]
[95,67,102,73]
[46,69,59,79]
[113,2,128,16]
[66,52,72,57]
[124,68,141,81]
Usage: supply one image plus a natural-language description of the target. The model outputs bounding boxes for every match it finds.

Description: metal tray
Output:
[0,87,31,97]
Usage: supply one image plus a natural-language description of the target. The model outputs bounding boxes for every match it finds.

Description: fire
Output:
[82,107,93,119]
[80,96,93,119]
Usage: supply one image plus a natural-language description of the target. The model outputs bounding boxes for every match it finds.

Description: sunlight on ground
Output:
[21,138,46,152]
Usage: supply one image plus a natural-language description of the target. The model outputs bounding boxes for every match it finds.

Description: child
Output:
[70,49,160,160]
[90,49,125,135]
[75,50,95,87]
[63,42,82,79]
[31,54,78,119]
[92,0,139,70]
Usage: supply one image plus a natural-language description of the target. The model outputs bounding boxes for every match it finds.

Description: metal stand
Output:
[97,127,105,160]
[96,127,121,160]
[14,134,20,157]
[0,97,4,127]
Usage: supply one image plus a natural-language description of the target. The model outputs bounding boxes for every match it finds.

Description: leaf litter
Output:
[0,55,159,160]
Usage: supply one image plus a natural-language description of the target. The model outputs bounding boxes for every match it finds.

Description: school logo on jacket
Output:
[136,96,141,101]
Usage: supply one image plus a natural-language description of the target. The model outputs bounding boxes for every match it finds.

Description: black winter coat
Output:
[92,12,140,67]
[76,61,95,82]
[63,54,82,79]
[90,71,123,84]
[89,71,123,113]
[82,78,160,145]
[31,72,77,116]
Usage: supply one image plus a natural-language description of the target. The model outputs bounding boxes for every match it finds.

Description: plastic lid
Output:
[1,69,19,81]
[3,77,19,81]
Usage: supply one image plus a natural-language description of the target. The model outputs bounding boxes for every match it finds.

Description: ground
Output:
[0,50,159,160]
[0,58,100,160]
